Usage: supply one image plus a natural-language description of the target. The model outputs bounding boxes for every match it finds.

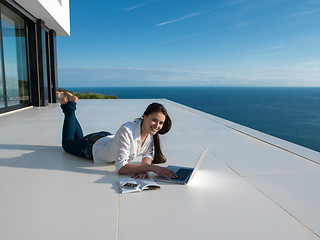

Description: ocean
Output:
[68,86,320,153]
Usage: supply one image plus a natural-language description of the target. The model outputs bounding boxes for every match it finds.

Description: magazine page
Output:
[136,178,160,190]
[118,178,141,194]
[118,178,161,193]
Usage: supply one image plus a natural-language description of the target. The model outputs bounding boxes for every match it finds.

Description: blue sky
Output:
[58,0,320,87]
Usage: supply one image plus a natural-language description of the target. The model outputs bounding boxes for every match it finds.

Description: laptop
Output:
[155,146,209,184]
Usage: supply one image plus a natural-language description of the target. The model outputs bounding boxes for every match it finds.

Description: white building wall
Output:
[14,0,70,36]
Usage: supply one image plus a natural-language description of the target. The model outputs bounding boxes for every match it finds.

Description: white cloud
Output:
[156,12,201,26]
[122,0,159,11]
[58,65,320,87]
[289,9,319,18]
[226,0,249,7]
[245,45,284,54]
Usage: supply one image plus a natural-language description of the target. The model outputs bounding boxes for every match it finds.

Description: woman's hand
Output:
[151,165,177,179]
[132,172,149,179]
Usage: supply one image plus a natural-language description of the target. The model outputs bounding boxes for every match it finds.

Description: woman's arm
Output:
[141,157,152,165]
[131,157,152,179]
[117,163,151,175]
[118,161,177,179]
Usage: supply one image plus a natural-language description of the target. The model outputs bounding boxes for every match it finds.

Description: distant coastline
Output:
[66,86,320,153]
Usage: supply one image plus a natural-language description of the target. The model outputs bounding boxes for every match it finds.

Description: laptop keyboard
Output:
[174,168,193,181]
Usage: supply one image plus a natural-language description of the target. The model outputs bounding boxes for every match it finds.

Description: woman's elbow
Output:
[117,166,126,175]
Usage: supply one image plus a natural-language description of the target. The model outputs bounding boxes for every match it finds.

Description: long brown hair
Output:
[142,102,172,164]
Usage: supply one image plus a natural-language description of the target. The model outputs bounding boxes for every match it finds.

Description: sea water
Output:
[68,86,320,153]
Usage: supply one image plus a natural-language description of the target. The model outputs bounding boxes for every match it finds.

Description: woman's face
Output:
[142,112,166,135]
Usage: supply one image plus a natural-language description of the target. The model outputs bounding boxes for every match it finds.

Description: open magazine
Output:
[118,178,161,194]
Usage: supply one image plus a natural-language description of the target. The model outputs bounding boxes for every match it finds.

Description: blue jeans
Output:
[61,101,111,159]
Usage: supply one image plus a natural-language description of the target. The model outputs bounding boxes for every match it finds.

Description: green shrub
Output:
[58,88,117,99]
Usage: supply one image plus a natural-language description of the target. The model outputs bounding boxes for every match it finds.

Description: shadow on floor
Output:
[0,144,120,192]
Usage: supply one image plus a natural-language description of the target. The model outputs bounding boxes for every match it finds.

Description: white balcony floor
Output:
[0,99,319,240]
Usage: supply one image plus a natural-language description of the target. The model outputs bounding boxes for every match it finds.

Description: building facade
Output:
[0,0,70,113]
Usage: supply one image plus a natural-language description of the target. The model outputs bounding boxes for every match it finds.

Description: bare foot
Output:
[65,92,78,102]
[56,91,68,105]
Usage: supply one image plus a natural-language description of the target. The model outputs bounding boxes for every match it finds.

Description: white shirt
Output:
[92,119,154,172]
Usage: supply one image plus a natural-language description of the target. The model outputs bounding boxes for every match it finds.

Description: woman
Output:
[57,91,177,180]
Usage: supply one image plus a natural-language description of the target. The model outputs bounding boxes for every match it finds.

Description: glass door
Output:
[0,42,4,108]
[0,4,29,108]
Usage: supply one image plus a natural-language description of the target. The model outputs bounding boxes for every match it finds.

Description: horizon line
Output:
[60,85,320,88]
